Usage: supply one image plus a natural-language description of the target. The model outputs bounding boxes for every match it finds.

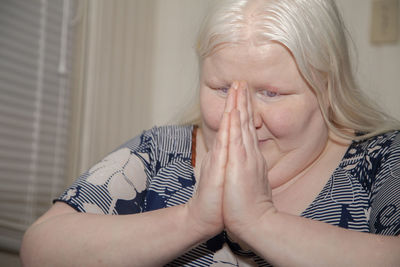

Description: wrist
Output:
[182,202,223,242]
[227,203,278,244]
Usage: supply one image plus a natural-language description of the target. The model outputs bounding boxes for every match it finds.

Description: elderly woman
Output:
[21,0,400,266]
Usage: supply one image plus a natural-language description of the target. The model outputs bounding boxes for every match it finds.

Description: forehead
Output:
[201,43,302,87]
[208,43,289,64]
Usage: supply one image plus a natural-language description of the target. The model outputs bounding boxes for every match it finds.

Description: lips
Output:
[256,131,270,143]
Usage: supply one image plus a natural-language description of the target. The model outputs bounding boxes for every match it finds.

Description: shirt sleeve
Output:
[55,129,155,215]
[369,131,400,235]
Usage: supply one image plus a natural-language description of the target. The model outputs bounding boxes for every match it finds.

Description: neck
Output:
[271,134,350,195]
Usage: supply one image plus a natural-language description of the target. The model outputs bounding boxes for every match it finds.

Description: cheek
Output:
[200,90,225,131]
[264,102,322,138]
[264,109,296,137]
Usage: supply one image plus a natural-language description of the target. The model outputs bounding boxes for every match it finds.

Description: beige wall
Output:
[336,0,400,119]
[149,0,212,126]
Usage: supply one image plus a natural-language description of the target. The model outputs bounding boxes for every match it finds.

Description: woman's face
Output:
[199,43,330,188]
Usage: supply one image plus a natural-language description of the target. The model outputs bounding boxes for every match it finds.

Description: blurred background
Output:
[0,0,399,265]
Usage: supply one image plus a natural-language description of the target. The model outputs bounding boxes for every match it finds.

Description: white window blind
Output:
[0,0,76,252]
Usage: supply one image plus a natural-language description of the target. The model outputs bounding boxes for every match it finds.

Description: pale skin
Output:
[21,44,400,266]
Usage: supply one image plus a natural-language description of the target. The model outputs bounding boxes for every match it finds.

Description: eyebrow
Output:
[204,75,231,85]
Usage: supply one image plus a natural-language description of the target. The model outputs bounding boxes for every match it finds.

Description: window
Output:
[0,0,76,252]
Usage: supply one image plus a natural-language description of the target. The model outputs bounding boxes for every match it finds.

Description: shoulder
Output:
[149,124,195,146]
[365,130,400,189]
[361,130,400,174]
[352,130,399,152]
[122,125,196,171]
[347,130,400,162]
[341,130,400,191]
[118,124,195,152]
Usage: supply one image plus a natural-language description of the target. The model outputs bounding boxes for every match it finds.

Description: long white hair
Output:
[182,0,399,139]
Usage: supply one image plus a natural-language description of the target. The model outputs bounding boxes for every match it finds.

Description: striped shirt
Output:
[56,125,400,266]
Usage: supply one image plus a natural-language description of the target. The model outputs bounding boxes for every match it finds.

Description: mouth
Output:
[258,138,270,143]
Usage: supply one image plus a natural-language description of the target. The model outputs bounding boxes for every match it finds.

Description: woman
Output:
[21,0,400,266]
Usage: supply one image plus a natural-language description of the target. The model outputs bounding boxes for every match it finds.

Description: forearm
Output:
[21,204,206,267]
[241,211,400,267]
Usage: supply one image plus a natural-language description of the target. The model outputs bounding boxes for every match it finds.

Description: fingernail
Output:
[232,81,239,90]
[242,81,248,91]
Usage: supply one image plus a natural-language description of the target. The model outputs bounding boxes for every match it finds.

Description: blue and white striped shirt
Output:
[57,125,400,266]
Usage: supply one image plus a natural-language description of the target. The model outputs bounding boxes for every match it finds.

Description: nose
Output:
[251,101,263,129]
[253,110,262,129]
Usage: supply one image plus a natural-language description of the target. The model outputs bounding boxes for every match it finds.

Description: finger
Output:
[245,83,259,149]
[212,80,237,160]
[212,108,230,170]
[224,81,239,113]
[237,81,249,131]
[229,108,245,163]
[237,81,255,153]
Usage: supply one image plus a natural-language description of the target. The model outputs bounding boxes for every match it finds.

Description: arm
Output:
[242,210,400,267]
[20,202,206,267]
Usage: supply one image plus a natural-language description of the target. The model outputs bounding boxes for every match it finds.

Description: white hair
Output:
[181,0,399,139]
